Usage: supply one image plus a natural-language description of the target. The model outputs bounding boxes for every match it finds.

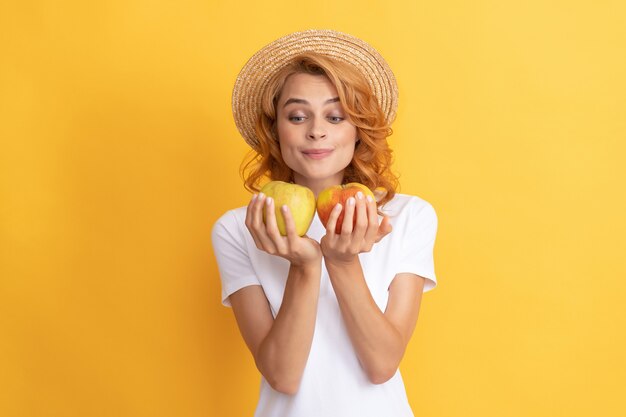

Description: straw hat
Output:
[232,29,399,151]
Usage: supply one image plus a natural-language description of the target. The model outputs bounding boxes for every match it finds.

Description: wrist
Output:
[324,255,365,288]
[324,254,360,270]
[290,257,322,274]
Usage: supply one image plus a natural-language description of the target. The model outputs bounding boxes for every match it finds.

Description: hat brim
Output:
[232,29,399,151]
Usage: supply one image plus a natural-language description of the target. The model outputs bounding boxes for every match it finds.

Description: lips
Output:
[302,149,333,159]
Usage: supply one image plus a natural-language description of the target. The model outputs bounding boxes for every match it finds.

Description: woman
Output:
[212,29,438,417]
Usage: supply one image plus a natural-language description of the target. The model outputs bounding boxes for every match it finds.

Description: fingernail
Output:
[251,194,257,201]
[335,203,342,211]
[366,195,373,202]
[281,205,288,212]
[258,192,265,199]
[266,197,273,205]
[348,197,355,206]
[356,191,364,199]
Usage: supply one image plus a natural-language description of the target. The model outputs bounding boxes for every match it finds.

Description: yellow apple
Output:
[316,183,376,234]
[260,181,316,236]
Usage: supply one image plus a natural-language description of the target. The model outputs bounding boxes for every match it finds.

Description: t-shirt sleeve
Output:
[211,209,260,307]
[395,199,439,292]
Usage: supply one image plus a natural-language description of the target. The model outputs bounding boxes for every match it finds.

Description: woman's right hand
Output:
[245,193,322,267]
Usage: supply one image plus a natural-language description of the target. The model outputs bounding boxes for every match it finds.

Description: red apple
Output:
[316,183,376,234]
[260,181,316,236]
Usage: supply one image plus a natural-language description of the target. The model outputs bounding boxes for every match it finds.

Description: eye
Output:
[328,116,344,123]
[288,116,306,123]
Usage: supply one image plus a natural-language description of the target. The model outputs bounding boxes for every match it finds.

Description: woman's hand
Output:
[238,192,323,394]
[320,191,392,264]
[245,193,322,267]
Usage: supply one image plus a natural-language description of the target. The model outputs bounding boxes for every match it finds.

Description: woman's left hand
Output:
[320,191,392,264]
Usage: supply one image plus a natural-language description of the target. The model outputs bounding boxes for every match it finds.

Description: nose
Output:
[307,117,327,140]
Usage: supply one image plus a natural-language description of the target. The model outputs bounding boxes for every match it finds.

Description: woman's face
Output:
[275,72,358,196]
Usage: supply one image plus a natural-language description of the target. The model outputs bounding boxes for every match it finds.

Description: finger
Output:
[325,203,343,236]
[250,192,266,231]
[247,192,267,237]
[245,193,258,230]
[363,194,380,243]
[245,194,264,248]
[374,216,393,243]
[352,192,368,242]
[252,193,278,253]
[263,196,285,253]
[281,204,299,245]
[341,197,356,235]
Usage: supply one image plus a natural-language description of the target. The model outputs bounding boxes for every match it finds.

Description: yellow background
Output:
[1,1,625,416]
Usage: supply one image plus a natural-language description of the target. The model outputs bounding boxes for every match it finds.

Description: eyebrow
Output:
[282,97,340,108]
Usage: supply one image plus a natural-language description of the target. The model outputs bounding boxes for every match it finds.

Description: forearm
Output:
[326,257,405,384]
[256,261,321,394]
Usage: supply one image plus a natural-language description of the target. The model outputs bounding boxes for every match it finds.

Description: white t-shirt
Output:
[211,193,438,417]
